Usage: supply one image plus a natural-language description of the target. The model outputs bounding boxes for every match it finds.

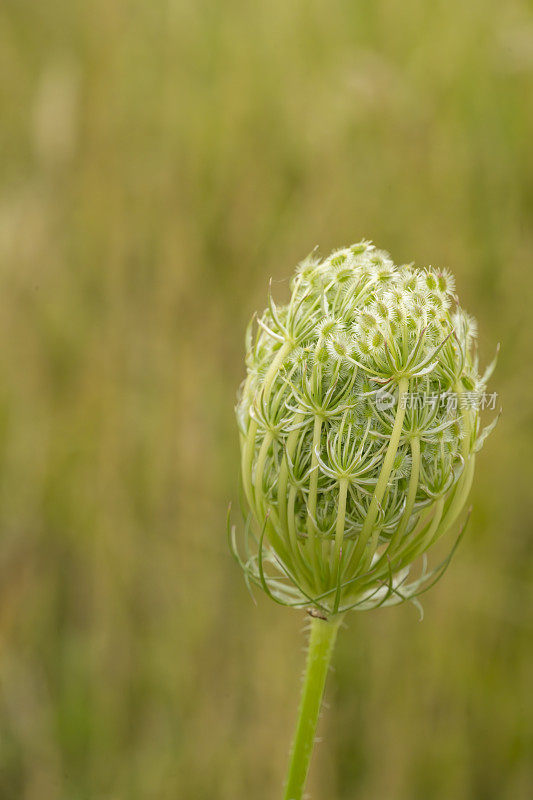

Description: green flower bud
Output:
[230,242,499,617]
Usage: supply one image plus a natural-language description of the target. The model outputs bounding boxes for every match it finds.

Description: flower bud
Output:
[231,243,498,617]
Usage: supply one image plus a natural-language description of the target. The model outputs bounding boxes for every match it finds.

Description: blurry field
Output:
[0,1,532,798]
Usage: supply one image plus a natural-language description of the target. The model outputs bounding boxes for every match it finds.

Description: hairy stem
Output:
[283,615,342,800]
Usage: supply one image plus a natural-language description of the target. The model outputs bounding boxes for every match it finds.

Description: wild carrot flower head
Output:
[230,242,498,617]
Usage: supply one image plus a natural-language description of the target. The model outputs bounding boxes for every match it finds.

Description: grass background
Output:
[0,1,532,798]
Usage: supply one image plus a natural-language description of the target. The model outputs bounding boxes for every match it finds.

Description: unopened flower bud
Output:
[231,242,499,617]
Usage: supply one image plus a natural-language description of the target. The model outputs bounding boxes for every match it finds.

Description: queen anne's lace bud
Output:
[231,242,499,617]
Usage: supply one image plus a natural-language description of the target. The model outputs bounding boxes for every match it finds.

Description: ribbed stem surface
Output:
[283,616,342,800]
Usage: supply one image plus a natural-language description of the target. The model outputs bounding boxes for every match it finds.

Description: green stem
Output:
[241,340,292,506]
[283,615,342,800]
[306,415,323,584]
[347,376,409,575]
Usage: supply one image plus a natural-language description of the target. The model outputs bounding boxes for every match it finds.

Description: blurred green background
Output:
[0,1,532,798]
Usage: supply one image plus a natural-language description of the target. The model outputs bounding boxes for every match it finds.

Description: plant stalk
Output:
[283,615,342,800]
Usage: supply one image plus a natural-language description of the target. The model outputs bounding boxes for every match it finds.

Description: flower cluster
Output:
[231,242,498,617]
